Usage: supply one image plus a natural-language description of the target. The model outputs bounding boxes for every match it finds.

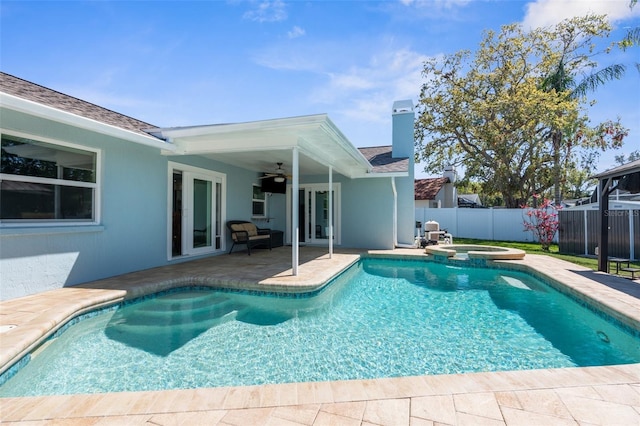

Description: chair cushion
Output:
[230,223,258,237]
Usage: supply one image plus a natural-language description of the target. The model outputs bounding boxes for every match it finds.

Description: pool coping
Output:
[423,244,526,260]
[1,247,640,424]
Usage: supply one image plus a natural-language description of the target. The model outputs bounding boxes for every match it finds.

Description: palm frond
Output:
[571,64,626,98]
[619,27,640,51]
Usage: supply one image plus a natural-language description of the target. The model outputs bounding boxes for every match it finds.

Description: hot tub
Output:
[424,244,526,260]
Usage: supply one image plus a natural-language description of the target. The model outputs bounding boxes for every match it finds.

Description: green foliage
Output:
[615,150,640,165]
[416,14,628,208]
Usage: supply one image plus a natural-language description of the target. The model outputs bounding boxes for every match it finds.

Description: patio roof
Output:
[592,158,640,181]
[149,114,374,179]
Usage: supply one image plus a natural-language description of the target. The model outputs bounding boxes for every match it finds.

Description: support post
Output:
[328,166,333,258]
[598,177,612,272]
[292,147,299,276]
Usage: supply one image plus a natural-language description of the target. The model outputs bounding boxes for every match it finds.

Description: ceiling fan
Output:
[260,162,291,182]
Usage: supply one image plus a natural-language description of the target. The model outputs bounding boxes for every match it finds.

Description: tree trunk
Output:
[553,129,563,206]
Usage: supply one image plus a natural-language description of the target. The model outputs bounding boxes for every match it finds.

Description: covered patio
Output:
[151,114,375,276]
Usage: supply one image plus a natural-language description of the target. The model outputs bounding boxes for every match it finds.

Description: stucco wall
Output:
[340,177,395,249]
[0,111,265,300]
[1,108,409,300]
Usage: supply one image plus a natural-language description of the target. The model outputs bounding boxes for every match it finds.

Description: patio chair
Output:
[227,221,272,255]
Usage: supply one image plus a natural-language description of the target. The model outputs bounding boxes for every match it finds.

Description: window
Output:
[252,184,267,218]
[0,133,99,224]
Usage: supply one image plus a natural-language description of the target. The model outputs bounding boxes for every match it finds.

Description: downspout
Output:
[392,177,398,247]
[392,177,415,249]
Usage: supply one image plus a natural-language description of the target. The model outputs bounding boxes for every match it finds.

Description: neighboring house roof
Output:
[358,146,409,174]
[458,194,482,207]
[0,72,158,138]
[415,177,449,200]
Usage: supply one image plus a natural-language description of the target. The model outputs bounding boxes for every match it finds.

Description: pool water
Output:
[1,258,639,396]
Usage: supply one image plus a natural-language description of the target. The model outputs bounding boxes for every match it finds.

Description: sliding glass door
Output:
[169,163,224,258]
[287,183,340,245]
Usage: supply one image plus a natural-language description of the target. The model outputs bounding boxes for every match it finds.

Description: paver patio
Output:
[1,247,639,425]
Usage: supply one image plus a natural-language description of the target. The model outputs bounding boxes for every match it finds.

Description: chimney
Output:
[443,165,456,183]
[443,166,457,208]
[392,100,414,159]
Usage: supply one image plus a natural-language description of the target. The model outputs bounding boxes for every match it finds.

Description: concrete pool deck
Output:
[1,247,639,425]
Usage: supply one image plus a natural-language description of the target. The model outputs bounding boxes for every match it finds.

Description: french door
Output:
[287,183,340,245]
[169,163,225,258]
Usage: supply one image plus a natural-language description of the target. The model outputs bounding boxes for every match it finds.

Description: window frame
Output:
[0,130,101,227]
[252,183,267,219]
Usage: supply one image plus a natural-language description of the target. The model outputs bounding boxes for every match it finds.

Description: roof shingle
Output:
[415,177,449,200]
[0,72,158,138]
[358,146,409,173]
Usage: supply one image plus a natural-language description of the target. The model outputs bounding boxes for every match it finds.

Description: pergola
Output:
[591,159,640,272]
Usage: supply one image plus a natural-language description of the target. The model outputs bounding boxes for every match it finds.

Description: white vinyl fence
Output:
[415,207,553,243]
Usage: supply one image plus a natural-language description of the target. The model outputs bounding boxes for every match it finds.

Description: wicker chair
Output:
[227,221,272,255]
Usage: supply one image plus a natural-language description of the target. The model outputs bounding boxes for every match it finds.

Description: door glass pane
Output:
[215,182,221,250]
[315,191,330,239]
[297,189,305,243]
[193,178,212,249]
[172,171,183,256]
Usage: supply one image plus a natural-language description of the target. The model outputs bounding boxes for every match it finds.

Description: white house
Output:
[414,166,457,209]
[0,73,416,300]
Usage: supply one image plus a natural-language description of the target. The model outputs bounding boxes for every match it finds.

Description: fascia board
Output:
[318,117,373,172]
[0,93,175,152]
[295,118,372,178]
[153,114,330,139]
[355,171,409,178]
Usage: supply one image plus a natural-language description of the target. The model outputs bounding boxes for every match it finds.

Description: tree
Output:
[522,195,561,251]
[615,150,640,165]
[541,15,632,204]
[415,15,627,207]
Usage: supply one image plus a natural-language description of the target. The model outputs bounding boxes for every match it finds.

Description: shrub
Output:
[522,195,561,251]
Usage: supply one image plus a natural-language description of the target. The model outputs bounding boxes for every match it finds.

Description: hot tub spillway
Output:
[105,292,240,355]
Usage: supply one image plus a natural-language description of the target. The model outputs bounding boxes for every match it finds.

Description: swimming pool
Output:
[1,257,639,397]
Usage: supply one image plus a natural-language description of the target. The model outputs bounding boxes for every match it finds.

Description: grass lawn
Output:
[453,237,640,279]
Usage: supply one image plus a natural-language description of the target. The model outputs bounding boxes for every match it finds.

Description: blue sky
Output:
[1,0,639,178]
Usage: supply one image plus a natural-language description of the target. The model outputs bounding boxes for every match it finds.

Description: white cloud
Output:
[311,47,430,124]
[522,0,640,29]
[287,25,305,39]
[253,34,430,126]
[243,0,287,23]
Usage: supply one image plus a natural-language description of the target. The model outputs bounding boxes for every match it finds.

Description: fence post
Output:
[584,210,588,255]
[630,209,635,260]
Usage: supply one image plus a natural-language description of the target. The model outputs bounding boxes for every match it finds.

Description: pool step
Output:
[110,298,241,328]
[108,310,239,337]
[136,292,230,313]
